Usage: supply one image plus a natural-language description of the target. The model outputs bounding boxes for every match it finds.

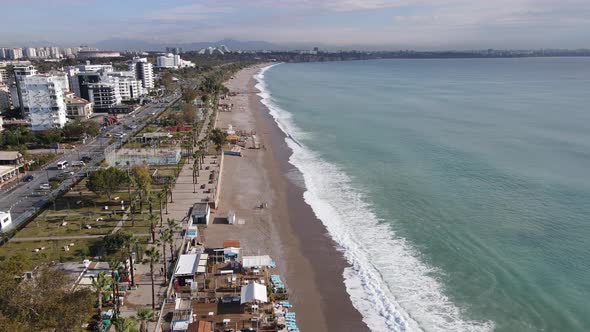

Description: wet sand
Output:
[206,64,369,332]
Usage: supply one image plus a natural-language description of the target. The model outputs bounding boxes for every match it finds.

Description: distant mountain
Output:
[92,38,284,51]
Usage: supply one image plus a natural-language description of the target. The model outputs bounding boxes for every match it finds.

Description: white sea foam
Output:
[254,64,494,332]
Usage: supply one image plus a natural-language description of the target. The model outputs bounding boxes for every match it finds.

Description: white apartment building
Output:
[8,48,23,60]
[0,84,11,112]
[24,47,37,58]
[50,47,61,59]
[130,57,154,90]
[12,65,38,113]
[106,71,144,101]
[156,53,181,68]
[20,75,68,131]
[0,48,6,59]
[0,66,8,83]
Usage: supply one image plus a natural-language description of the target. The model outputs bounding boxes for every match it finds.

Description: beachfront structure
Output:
[20,74,68,131]
[0,211,12,230]
[130,57,154,90]
[240,283,268,304]
[242,255,274,269]
[173,253,208,286]
[105,144,181,166]
[65,93,93,119]
[190,203,210,226]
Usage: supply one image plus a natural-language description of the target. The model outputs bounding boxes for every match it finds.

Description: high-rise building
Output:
[87,82,121,112]
[24,47,37,58]
[0,66,9,83]
[12,65,38,116]
[0,84,11,112]
[8,48,23,60]
[50,46,61,59]
[0,48,6,59]
[130,57,154,90]
[20,74,68,131]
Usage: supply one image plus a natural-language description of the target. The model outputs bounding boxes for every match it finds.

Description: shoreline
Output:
[207,64,369,331]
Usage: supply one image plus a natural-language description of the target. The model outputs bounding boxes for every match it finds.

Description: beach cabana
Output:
[190,203,210,225]
[240,283,268,304]
[174,254,200,287]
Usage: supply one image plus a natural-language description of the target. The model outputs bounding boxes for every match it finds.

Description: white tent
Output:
[242,255,273,268]
[240,283,268,304]
[174,254,199,277]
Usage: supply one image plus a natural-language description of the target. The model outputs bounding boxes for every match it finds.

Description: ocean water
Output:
[255,58,590,332]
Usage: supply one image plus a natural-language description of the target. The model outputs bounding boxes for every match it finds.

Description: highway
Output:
[0,95,179,231]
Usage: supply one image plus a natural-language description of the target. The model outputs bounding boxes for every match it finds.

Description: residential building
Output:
[0,66,8,83]
[50,46,60,59]
[130,57,154,90]
[0,84,11,112]
[8,48,23,60]
[0,151,25,190]
[107,71,144,101]
[0,116,3,132]
[65,93,93,119]
[87,82,121,112]
[20,74,68,130]
[0,48,6,59]
[12,65,38,115]
[24,47,37,58]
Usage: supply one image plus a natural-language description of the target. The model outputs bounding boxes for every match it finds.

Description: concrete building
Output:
[77,50,121,59]
[50,46,61,59]
[0,84,11,112]
[0,66,8,83]
[0,48,6,59]
[0,116,3,132]
[156,53,195,69]
[0,151,24,191]
[8,48,23,60]
[107,71,144,101]
[130,57,154,90]
[87,82,121,112]
[12,65,38,115]
[24,47,37,58]
[65,93,93,119]
[20,75,68,130]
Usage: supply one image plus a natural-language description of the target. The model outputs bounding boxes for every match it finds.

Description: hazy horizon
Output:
[1,0,589,50]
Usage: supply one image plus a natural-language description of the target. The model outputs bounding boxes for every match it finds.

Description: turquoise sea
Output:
[255,58,590,332]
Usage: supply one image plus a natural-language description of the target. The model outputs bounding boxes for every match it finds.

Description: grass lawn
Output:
[0,238,103,266]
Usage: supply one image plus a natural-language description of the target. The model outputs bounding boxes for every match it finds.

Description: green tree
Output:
[136,307,154,332]
[124,235,140,287]
[148,213,158,243]
[103,231,133,254]
[113,317,139,332]
[181,87,198,103]
[87,167,129,201]
[209,128,227,153]
[143,247,160,310]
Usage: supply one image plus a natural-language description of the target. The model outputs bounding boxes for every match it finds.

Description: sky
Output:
[1,0,590,49]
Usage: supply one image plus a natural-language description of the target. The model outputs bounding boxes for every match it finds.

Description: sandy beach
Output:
[204,64,369,332]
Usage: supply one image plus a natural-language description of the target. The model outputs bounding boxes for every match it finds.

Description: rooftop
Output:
[0,151,23,161]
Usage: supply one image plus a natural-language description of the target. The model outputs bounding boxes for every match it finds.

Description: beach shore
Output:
[205,64,369,332]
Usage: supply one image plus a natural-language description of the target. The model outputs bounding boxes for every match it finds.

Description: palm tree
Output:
[148,213,157,243]
[167,218,180,261]
[91,272,112,331]
[124,235,139,287]
[113,317,139,332]
[157,229,172,282]
[168,176,176,203]
[107,256,122,318]
[143,246,160,310]
[136,307,155,332]
[163,182,170,215]
[156,191,165,227]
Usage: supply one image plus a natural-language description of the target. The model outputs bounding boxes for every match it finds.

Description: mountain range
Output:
[92,38,285,51]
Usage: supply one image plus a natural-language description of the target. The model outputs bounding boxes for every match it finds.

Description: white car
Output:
[40,183,51,190]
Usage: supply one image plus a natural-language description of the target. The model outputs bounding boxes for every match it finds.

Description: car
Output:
[72,161,85,167]
[39,183,51,190]
[23,175,34,182]
[63,170,75,176]
[105,133,112,138]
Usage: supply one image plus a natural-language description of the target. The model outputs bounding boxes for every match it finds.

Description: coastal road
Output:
[0,96,179,230]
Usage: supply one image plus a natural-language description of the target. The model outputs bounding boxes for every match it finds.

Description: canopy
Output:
[242,255,272,268]
[240,283,268,304]
[174,254,199,277]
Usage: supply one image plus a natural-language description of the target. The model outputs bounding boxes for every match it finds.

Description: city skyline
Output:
[1,0,589,50]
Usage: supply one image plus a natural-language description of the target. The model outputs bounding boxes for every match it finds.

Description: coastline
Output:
[206,64,369,332]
